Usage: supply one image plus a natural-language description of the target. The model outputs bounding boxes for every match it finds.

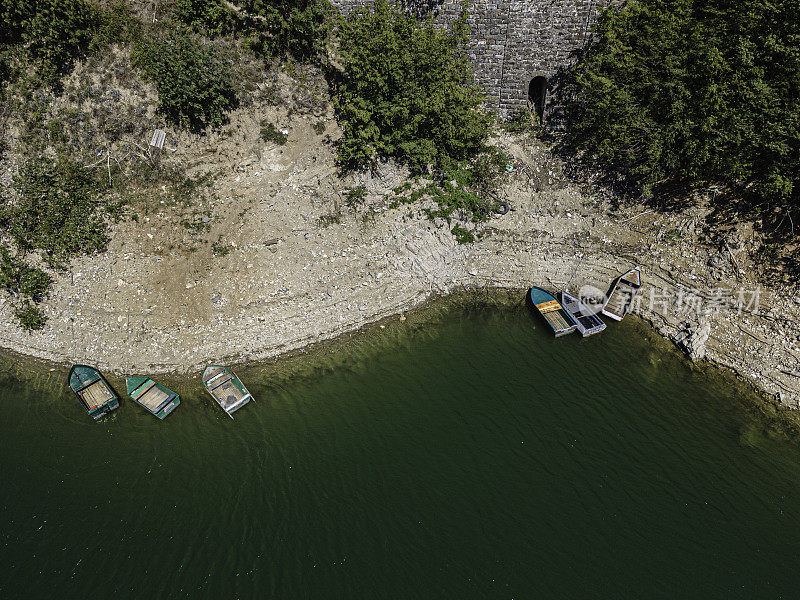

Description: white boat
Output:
[202,365,253,418]
[560,290,606,336]
[602,267,641,321]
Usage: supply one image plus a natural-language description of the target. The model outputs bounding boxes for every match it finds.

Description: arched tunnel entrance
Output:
[528,76,548,123]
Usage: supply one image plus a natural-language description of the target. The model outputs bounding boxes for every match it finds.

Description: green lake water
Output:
[2,298,800,598]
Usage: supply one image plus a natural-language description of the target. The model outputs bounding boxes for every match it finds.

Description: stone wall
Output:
[329,0,611,119]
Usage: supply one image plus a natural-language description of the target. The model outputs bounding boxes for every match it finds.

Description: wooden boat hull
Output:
[202,365,252,417]
[560,291,607,337]
[602,267,642,322]
[126,376,180,420]
[67,365,120,420]
[528,286,578,337]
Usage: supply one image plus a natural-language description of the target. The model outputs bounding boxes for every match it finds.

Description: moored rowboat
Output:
[529,286,578,337]
[202,365,252,418]
[126,376,180,419]
[67,364,119,420]
[560,290,606,337]
[602,267,641,321]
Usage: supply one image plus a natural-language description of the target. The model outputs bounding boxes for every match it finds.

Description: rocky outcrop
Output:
[676,314,712,361]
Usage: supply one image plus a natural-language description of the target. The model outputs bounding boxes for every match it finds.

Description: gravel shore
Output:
[2,129,798,410]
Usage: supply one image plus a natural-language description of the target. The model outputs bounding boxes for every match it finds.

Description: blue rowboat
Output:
[528,286,578,337]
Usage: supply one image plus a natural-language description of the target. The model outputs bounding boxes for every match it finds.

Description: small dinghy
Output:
[602,267,642,321]
[126,376,180,419]
[202,365,252,418]
[529,286,578,337]
[560,290,607,337]
[67,365,120,419]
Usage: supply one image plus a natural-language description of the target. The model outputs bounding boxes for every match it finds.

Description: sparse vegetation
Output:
[0,248,52,303]
[318,207,343,227]
[413,148,510,227]
[5,156,118,268]
[344,185,366,206]
[0,247,52,331]
[451,223,475,244]
[312,120,326,135]
[260,121,288,144]
[212,238,232,256]
[503,108,535,134]
[14,301,47,331]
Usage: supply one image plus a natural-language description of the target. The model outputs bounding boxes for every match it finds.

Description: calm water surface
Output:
[2,302,800,598]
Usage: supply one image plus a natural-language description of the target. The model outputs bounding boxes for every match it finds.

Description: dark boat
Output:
[126,376,180,419]
[67,365,120,419]
[602,267,642,321]
[528,286,578,337]
[560,290,607,337]
[202,365,253,418]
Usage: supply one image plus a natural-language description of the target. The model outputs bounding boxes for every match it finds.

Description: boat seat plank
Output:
[210,375,233,391]
[543,310,570,331]
[131,380,156,399]
[211,380,246,410]
[138,386,171,411]
[536,300,562,313]
[152,395,177,415]
[78,380,113,409]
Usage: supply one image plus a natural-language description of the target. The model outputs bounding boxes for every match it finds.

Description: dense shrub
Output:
[239,0,332,62]
[0,0,98,84]
[3,157,109,268]
[175,0,236,37]
[132,29,237,131]
[567,0,800,212]
[14,301,47,331]
[0,247,52,302]
[335,0,491,172]
[92,1,143,50]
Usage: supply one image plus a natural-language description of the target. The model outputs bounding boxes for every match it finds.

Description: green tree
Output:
[0,0,98,84]
[335,0,490,172]
[567,0,800,214]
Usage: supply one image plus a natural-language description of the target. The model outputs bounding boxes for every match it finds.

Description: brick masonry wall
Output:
[329,0,611,119]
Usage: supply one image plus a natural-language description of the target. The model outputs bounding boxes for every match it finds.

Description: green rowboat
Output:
[125,376,180,419]
[67,365,120,420]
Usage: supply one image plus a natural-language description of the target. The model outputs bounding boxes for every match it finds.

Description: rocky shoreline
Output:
[1,130,798,411]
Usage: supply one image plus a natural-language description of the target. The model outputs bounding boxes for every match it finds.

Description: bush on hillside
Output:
[335,0,491,173]
[3,157,110,268]
[14,301,47,331]
[239,0,332,62]
[567,0,800,214]
[92,1,143,50]
[175,0,237,37]
[0,0,98,84]
[132,29,237,131]
[0,247,52,302]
